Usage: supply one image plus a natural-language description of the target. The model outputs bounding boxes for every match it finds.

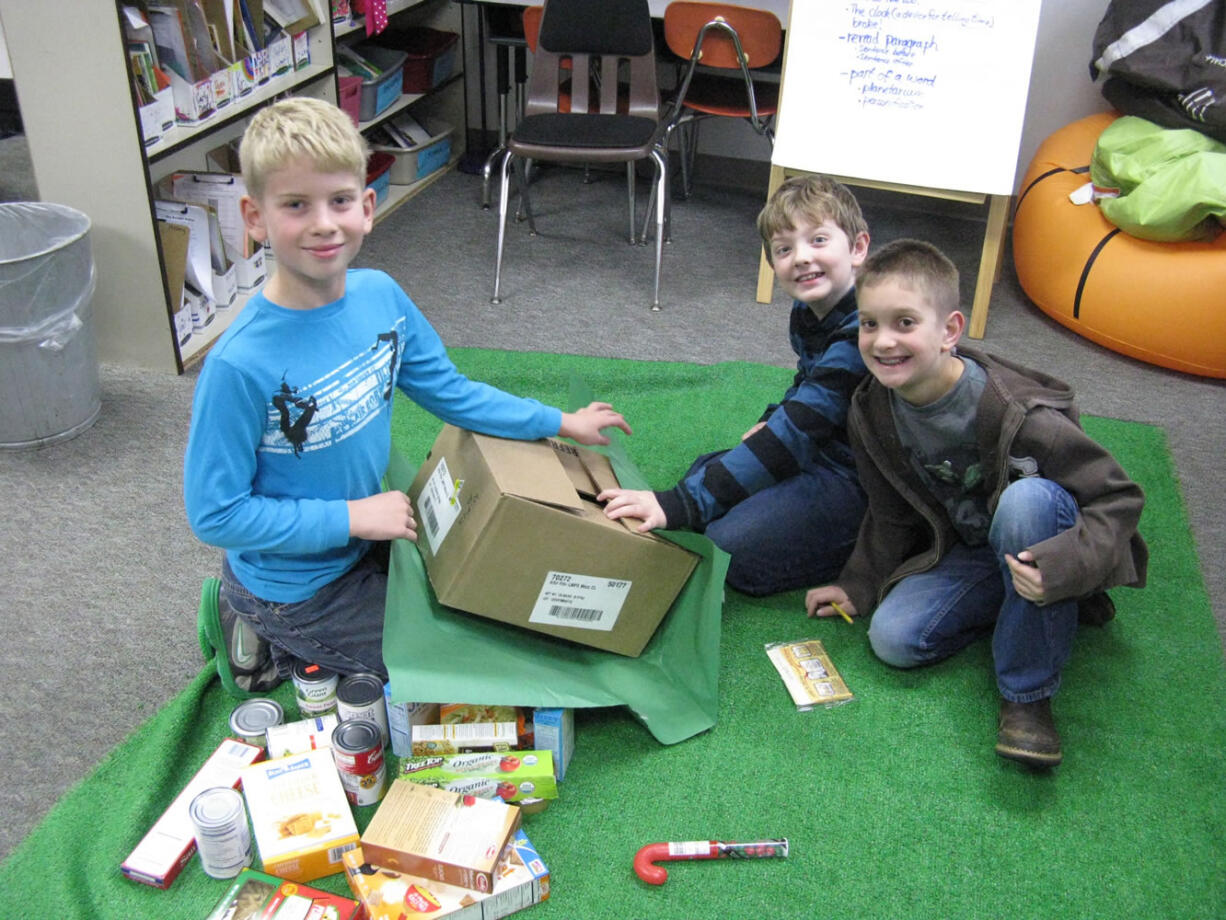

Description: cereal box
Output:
[241,747,360,882]
[360,780,520,893]
[398,750,557,803]
[343,829,550,920]
[203,867,362,920]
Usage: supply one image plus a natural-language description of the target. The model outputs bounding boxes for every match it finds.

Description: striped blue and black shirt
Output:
[656,288,866,530]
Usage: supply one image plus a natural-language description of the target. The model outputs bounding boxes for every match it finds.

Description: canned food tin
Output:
[337,672,390,748]
[332,719,386,806]
[228,698,284,749]
[188,786,252,879]
[292,662,338,718]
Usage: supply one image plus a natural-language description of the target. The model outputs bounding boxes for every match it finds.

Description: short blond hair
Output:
[239,97,369,199]
[757,175,869,266]
[856,238,960,318]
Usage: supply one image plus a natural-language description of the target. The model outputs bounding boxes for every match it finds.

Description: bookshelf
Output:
[0,0,463,374]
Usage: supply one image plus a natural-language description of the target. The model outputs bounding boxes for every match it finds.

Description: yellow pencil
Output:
[830,601,854,625]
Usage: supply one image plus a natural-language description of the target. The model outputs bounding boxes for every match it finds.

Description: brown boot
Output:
[995,697,1062,768]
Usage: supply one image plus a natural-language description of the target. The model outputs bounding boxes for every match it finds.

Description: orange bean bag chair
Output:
[1012,111,1226,379]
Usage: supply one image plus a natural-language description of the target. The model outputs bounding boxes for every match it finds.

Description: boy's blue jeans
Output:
[220,543,389,681]
[688,450,866,597]
[866,478,1080,703]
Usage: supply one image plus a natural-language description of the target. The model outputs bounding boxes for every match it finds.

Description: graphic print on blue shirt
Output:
[260,327,402,459]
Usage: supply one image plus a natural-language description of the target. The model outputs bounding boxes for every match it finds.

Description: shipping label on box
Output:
[399,750,557,803]
[343,828,549,920]
[360,781,521,893]
[203,867,362,920]
[242,748,360,883]
[121,738,263,889]
[409,426,698,656]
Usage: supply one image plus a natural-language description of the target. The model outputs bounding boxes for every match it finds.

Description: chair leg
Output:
[626,162,637,245]
[516,158,537,235]
[492,152,516,304]
[481,43,513,210]
[641,125,676,245]
[649,147,666,311]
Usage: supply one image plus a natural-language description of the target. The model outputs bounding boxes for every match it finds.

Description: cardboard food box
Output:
[385,692,440,758]
[531,708,574,781]
[121,738,263,889]
[411,722,519,756]
[203,867,362,920]
[360,780,521,893]
[409,425,699,657]
[241,747,360,883]
[343,828,549,920]
[399,750,557,803]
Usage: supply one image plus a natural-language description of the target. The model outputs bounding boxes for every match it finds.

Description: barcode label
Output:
[328,841,357,863]
[529,571,632,632]
[419,458,460,554]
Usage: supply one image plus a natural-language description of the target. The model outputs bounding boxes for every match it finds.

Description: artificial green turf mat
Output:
[4,348,1223,918]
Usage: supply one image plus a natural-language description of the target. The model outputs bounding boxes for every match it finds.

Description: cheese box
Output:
[203,867,362,920]
[398,750,557,803]
[360,780,521,893]
[241,747,360,882]
[343,828,549,920]
[409,425,698,656]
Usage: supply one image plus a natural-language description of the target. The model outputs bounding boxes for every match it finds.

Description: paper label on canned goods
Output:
[529,571,631,632]
[419,458,461,554]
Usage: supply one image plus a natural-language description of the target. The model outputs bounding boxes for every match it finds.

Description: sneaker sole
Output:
[995,741,1063,768]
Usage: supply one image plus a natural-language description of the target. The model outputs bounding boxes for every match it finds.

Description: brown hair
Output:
[757,175,868,265]
[239,97,369,199]
[856,238,960,318]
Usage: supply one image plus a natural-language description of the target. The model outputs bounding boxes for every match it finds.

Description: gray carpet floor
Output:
[1,132,1223,863]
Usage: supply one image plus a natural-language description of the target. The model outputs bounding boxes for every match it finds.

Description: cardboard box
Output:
[121,738,263,889]
[412,722,519,756]
[360,781,521,893]
[399,750,557,803]
[343,829,550,920]
[409,426,699,656]
[532,708,574,781]
[241,748,360,883]
[203,867,362,920]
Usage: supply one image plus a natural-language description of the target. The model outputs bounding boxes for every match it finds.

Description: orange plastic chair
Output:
[660,1,783,199]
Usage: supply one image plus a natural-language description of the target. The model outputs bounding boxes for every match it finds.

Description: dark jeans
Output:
[220,542,390,681]
[688,450,867,597]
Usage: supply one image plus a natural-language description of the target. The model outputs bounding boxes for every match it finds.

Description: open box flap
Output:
[472,432,583,512]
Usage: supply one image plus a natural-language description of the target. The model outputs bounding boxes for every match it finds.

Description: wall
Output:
[465,0,1115,195]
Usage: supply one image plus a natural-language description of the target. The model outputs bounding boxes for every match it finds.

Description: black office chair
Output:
[491,0,669,310]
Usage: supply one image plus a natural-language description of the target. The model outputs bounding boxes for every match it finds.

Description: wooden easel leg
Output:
[967,194,1011,339]
[756,164,788,303]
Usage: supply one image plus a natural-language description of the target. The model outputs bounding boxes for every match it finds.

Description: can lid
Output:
[337,672,384,707]
[292,661,337,684]
[189,787,243,829]
[230,698,285,735]
[332,718,382,754]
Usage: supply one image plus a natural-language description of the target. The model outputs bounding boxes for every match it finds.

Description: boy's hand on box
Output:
[599,488,666,533]
[805,585,857,620]
[558,402,633,446]
[348,490,418,542]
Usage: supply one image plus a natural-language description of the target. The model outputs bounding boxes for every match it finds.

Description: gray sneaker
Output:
[198,577,282,697]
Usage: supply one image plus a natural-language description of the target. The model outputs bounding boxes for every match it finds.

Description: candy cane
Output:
[633,838,789,885]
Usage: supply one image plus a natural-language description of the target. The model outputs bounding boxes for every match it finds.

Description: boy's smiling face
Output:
[856,277,965,405]
[241,156,375,309]
[769,218,869,318]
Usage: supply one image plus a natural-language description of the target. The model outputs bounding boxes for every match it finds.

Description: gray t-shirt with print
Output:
[889,357,990,545]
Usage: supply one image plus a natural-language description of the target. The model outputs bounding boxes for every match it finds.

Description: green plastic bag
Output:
[1091,115,1226,242]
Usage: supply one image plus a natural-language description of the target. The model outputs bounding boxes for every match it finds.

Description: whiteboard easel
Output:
[757,0,1041,338]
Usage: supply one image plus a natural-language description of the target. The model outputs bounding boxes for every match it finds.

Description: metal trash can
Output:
[0,202,100,449]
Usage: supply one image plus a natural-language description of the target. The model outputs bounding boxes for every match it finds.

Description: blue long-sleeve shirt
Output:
[656,289,866,530]
[183,269,560,602]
